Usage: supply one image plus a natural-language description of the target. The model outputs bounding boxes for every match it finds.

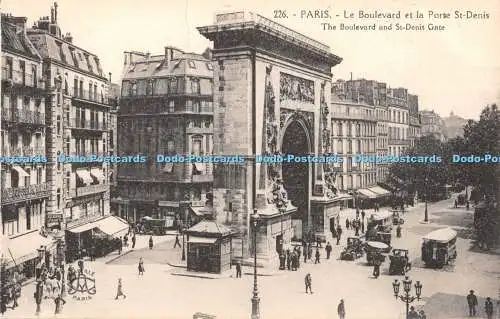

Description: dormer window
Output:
[188,60,196,69]
[206,63,213,71]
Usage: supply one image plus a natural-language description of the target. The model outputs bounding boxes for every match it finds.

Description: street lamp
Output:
[392,276,423,318]
[181,207,188,261]
[251,209,260,319]
[424,176,429,222]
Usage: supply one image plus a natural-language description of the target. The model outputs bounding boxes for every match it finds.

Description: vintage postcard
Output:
[0,0,499,318]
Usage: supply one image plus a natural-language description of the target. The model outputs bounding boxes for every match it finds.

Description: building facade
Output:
[387,88,410,157]
[331,80,388,207]
[442,111,467,139]
[419,110,446,142]
[116,47,214,228]
[1,14,54,280]
[25,4,124,261]
[408,94,421,148]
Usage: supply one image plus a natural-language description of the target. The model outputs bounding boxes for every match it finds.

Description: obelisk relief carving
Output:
[320,80,339,198]
[258,65,289,211]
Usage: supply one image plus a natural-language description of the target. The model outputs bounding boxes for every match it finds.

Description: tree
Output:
[460,104,500,199]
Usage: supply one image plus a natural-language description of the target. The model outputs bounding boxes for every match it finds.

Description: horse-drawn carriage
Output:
[364,241,391,265]
[340,237,364,260]
[388,249,412,275]
[455,194,467,207]
[391,211,405,225]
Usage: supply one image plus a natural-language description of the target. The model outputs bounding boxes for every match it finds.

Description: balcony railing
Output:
[2,68,46,89]
[67,151,106,157]
[1,108,45,125]
[192,174,214,183]
[331,111,376,121]
[72,89,110,105]
[75,183,109,197]
[1,183,50,204]
[68,118,108,130]
[388,139,410,146]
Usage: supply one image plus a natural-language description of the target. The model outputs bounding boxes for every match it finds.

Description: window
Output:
[74,78,78,96]
[187,60,196,69]
[191,78,200,94]
[347,122,352,136]
[347,157,352,171]
[169,78,177,93]
[357,140,361,153]
[348,140,352,153]
[56,42,66,62]
[337,140,343,153]
[131,82,137,96]
[337,123,343,136]
[167,140,175,154]
[89,83,93,100]
[191,138,202,155]
[5,57,13,79]
[206,63,213,70]
[79,80,83,97]
[94,84,98,101]
[56,116,61,135]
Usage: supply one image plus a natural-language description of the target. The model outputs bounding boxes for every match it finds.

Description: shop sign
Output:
[46,213,64,224]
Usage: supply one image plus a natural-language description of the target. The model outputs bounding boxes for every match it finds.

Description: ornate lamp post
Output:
[251,209,260,319]
[392,276,423,318]
[181,207,187,261]
[424,176,429,222]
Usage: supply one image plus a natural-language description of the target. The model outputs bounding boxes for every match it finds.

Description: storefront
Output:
[185,220,233,274]
[65,215,129,262]
[1,230,56,283]
[367,186,392,207]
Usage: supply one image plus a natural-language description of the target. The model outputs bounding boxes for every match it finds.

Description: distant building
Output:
[387,87,410,157]
[408,94,421,148]
[442,111,468,139]
[419,110,446,142]
[116,47,214,227]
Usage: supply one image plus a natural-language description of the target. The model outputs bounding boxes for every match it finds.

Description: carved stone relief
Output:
[279,73,315,104]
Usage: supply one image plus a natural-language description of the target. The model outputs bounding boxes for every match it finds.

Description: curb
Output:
[167,262,187,269]
[170,272,219,279]
[105,249,134,264]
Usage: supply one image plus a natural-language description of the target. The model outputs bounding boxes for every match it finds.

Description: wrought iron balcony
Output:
[2,68,46,90]
[75,183,109,197]
[1,108,45,125]
[72,89,110,105]
[389,139,410,146]
[68,118,108,130]
[1,182,50,204]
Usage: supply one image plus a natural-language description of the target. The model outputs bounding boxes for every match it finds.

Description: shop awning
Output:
[67,221,99,233]
[76,169,93,185]
[96,216,129,236]
[3,231,54,268]
[90,168,105,181]
[11,165,30,177]
[188,236,217,244]
[368,186,391,197]
[357,188,377,199]
[163,163,174,173]
[189,206,208,216]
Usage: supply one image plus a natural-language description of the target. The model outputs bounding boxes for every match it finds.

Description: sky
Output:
[2,0,499,120]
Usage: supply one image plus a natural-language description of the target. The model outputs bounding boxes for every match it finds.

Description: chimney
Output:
[145,52,151,66]
[109,72,112,82]
[51,7,55,23]
[54,2,58,23]
[164,47,171,67]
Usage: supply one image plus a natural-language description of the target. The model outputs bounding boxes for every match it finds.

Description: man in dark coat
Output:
[304,273,313,294]
[173,234,181,248]
[361,210,365,220]
[336,225,343,245]
[467,290,478,316]
[148,236,153,249]
[325,242,332,259]
[131,234,136,249]
[484,297,493,319]
[307,244,312,261]
[314,248,320,264]
[345,218,350,230]
[235,262,242,278]
[407,306,419,319]
[337,299,345,319]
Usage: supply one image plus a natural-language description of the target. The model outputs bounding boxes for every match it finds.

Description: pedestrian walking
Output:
[149,235,154,249]
[356,209,360,219]
[336,225,342,245]
[124,234,128,247]
[235,262,242,278]
[485,297,493,319]
[361,220,365,233]
[354,222,360,236]
[286,250,291,270]
[291,252,298,271]
[118,239,123,255]
[408,306,419,319]
[295,247,301,268]
[314,248,320,264]
[467,290,478,316]
[325,242,332,259]
[174,234,181,248]
[10,280,20,309]
[138,257,145,275]
[466,200,470,210]
[304,273,313,294]
[54,293,66,315]
[396,224,402,238]
[131,234,136,249]
[373,254,381,278]
[115,278,127,299]
[361,210,365,220]
[307,244,312,261]
[345,218,350,230]
[337,299,345,319]
[419,310,427,319]
[316,237,322,248]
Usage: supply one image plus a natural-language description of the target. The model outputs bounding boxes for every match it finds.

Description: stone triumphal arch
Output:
[198,11,343,266]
